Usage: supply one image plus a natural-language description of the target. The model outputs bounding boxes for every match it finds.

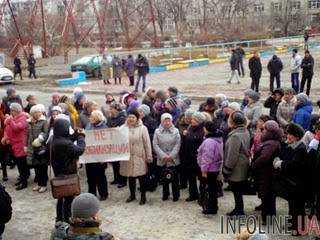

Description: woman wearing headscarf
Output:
[251,120,282,224]
[184,111,206,202]
[153,113,181,202]
[223,111,251,216]
[243,90,262,130]
[120,109,152,205]
[85,110,109,200]
[27,104,49,193]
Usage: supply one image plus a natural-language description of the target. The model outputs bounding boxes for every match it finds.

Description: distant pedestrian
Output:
[249,51,262,92]
[267,55,283,92]
[290,49,302,94]
[235,45,245,77]
[101,54,111,85]
[13,56,22,80]
[135,54,149,92]
[27,54,36,79]
[125,55,135,86]
[112,55,122,85]
[227,49,240,84]
[300,50,314,96]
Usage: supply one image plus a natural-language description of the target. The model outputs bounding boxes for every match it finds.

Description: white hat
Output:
[30,104,46,115]
[52,106,62,113]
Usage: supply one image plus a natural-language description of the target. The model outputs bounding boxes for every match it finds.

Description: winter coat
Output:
[276,97,296,128]
[112,57,122,78]
[183,124,204,170]
[125,57,135,77]
[235,47,245,59]
[0,105,5,145]
[291,54,302,73]
[168,107,181,126]
[301,55,314,76]
[4,113,28,158]
[293,101,313,131]
[51,120,86,176]
[27,56,36,69]
[267,57,283,75]
[153,125,181,167]
[278,140,308,196]
[51,220,114,240]
[307,139,320,196]
[135,57,149,76]
[264,96,281,120]
[27,116,49,165]
[86,121,107,130]
[120,120,152,177]
[79,110,91,129]
[101,59,111,80]
[142,115,157,141]
[251,130,262,157]
[107,110,127,128]
[229,53,239,70]
[13,57,22,72]
[197,136,223,173]
[243,101,262,127]
[249,56,262,79]
[223,126,251,182]
[1,96,23,115]
[142,96,155,113]
[251,129,282,198]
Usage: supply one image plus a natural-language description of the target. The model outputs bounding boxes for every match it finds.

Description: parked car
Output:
[71,55,102,78]
[0,66,14,84]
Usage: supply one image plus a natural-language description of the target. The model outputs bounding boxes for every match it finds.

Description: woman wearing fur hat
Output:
[293,93,313,131]
[273,123,307,236]
[153,113,181,202]
[27,104,49,193]
[251,120,282,223]
[183,111,206,202]
[120,109,152,205]
[223,111,251,216]
[85,110,109,201]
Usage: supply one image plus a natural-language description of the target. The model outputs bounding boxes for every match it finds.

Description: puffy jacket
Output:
[293,101,313,131]
[229,53,239,70]
[301,55,314,76]
[249,56,262,78]
[197,137,223,173]
[1,96,23,115]
[264,96,281,120]
[276,97,297,128]
[267,56,283,74]
[4,113,28,157]
[51,119,86,176]
[107,110,126,128]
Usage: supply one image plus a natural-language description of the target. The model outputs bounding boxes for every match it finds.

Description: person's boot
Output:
[139,192,146,205]
[16,182,27,191]
[126,195,136,203]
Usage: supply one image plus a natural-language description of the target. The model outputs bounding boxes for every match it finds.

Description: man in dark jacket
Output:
[264,88,284,120]
[51,118,86,223]
[1,87,23,115]
[13,56,22,80]
[27,54,36,79]
[249,51,262,92]
[235,45,245,77]
[135,54,149,93]
[0,183,12,239]
[300,50,314,96]
[227,49,240,84]
[267,55,283,92]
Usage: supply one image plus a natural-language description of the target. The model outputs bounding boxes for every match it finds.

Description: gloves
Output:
[32,138,42,148]
[273,157,282,169]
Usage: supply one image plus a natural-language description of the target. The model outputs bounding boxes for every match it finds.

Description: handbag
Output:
[272,171,299,201]
[49,143,81,199]
[160,166,176,185]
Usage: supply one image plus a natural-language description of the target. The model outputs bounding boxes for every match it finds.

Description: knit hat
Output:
[71,193,100,219]
[244,89,255,97]
[192,111,206,124]
[165,98,178,109]
[30,104,45,115]
[185,109,195,118]
[127,108,140,120]
[286,123,305,140]
[230,111,246,126]
[9,102,22,112]
[247,90,260,102]
[6,87,16,96]
[168,87,178,96]
[273,88,284,97]
[51,106,62,113]
[264,120,280,132]
[228,102,241,111]
[296,93,309,105]
[73,87,83,99]
[138,104,150,116]
[161,113,173,123]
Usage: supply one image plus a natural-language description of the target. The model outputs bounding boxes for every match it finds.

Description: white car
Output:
[0,66,14,84]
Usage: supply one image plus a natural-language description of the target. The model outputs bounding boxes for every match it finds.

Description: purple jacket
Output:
[197,137,223,172]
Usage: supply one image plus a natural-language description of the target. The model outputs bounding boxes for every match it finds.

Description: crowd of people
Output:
[229,47,314,97]
[1,62,320,238]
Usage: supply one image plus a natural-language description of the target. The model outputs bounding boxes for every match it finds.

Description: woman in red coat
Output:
[0,103,6,181]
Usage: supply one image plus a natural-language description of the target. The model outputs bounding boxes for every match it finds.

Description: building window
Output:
[309,0,320,9]
[272,2,282,11]
[290,1,301,10]
[311,13,320,22]
[254,3,264,12]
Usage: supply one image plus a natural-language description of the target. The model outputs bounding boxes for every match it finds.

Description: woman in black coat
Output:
[183,112,205,202]
[273,123,308,236]
[251,120,282,223]
[51,119,86,223]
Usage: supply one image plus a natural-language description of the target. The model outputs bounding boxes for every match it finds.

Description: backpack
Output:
[0,183,12,224]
